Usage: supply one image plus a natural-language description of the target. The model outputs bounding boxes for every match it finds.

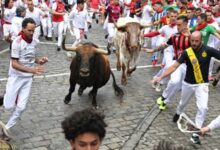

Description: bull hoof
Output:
[78,88,83,96]
[121,80,127,86]
[92,105,99,110]
[64,96,71,104]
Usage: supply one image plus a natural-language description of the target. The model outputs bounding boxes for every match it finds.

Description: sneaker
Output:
[173,113,180,123]
[156,96,164,105]
[55,37,58,41]
[0,96,3,106]
[159,101,166,110]
[190,133,201,145]
[84,34,88,39]
[96,19,99,24]
[155,83,162,92]
[212,79,219,87]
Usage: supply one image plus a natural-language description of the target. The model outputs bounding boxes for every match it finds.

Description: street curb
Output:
[120,104,161,150]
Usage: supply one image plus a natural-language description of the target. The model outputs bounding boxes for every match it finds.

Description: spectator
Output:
[61,109,107,150]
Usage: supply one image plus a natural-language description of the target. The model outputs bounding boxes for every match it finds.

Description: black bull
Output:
[62,36,124,108]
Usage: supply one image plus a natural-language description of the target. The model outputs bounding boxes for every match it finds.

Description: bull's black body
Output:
[63,42,124,108]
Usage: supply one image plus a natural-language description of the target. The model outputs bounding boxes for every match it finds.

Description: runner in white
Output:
[3,0,16,43]
[26,0,47,40]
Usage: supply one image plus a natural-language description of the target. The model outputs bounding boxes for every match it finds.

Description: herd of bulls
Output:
[62,17,145,108]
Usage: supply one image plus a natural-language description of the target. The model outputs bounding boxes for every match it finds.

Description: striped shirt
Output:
[167,33,191,59]
[151,10,167,31]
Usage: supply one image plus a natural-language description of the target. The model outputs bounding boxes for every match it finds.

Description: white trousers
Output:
[3,24,11,37]
[33,26,41,40]
[107,23,116,43]
[72,27,84,46]
[41,17,52,38]
[163,63,186,104]
[176,81,209,128]
[151,35,165,61]
[53,21,64,47]
[154,46,174,85]
[208,36,220,76]
[3,76,33,129]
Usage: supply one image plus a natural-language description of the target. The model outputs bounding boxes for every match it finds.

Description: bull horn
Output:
[95,48,110,55]
[62,35,78,52]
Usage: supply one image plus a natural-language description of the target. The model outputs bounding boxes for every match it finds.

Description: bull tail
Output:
[110,70,124,98]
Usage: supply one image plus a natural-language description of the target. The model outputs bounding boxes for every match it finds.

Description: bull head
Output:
[115,22,143,50]
[62,35,110,77]
[62,35,110,55]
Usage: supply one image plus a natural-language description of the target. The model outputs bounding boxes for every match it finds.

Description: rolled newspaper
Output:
[177,113,201,133]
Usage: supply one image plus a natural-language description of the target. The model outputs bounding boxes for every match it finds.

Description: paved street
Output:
[0,22,220,150]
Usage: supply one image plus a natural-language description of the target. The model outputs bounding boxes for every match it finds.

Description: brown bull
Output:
[112,20,144,85]
[62,36,124,108]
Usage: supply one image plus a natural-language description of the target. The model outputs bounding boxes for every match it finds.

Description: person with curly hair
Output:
[61,109,107,150]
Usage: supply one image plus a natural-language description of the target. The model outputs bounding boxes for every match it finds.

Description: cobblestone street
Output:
[0,22,220,150]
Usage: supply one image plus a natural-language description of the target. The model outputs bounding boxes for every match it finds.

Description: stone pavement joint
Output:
[121,104,161,150]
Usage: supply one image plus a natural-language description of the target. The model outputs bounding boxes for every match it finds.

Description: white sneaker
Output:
[155,84,162,92]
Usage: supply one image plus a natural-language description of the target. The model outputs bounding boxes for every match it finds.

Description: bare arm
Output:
[143,43,169,53]
[11,59,45,75]
[214,32,220,40]
[155,61,180,82]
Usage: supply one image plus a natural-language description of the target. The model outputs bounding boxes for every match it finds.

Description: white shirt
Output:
[68,4,90,29]
[4,7,16,23]
[9,36,38,77]
[26,7,45,26]
[11,16,24,40]
[208,115,220,131]
[14,0,26,7]
[158,25,178,41]
[40,2,51,16]
[141,5,153,24]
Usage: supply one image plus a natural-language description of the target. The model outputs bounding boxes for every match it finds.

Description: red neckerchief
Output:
[207,18,215,24]
[195,23,207,31]
[157,8,163,13]
[18,31,32,43]
[214,12,220,17]
[170,23,176,28]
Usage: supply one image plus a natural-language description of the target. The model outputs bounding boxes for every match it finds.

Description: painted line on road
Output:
[0,48,9,54]
[0,64,160,81]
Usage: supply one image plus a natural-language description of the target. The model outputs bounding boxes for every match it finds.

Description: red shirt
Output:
[52,0,65,22]
[107,3,123,23]
[89,0,100,10]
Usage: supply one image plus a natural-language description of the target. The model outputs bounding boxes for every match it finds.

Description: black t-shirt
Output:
[177,45,220,84]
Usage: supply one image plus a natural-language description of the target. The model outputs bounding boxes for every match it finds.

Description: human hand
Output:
[38,57,48,65]
[200,127,210,136]
[32,66,45,75]
[154,76,162,83]
[142,48,154,53]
